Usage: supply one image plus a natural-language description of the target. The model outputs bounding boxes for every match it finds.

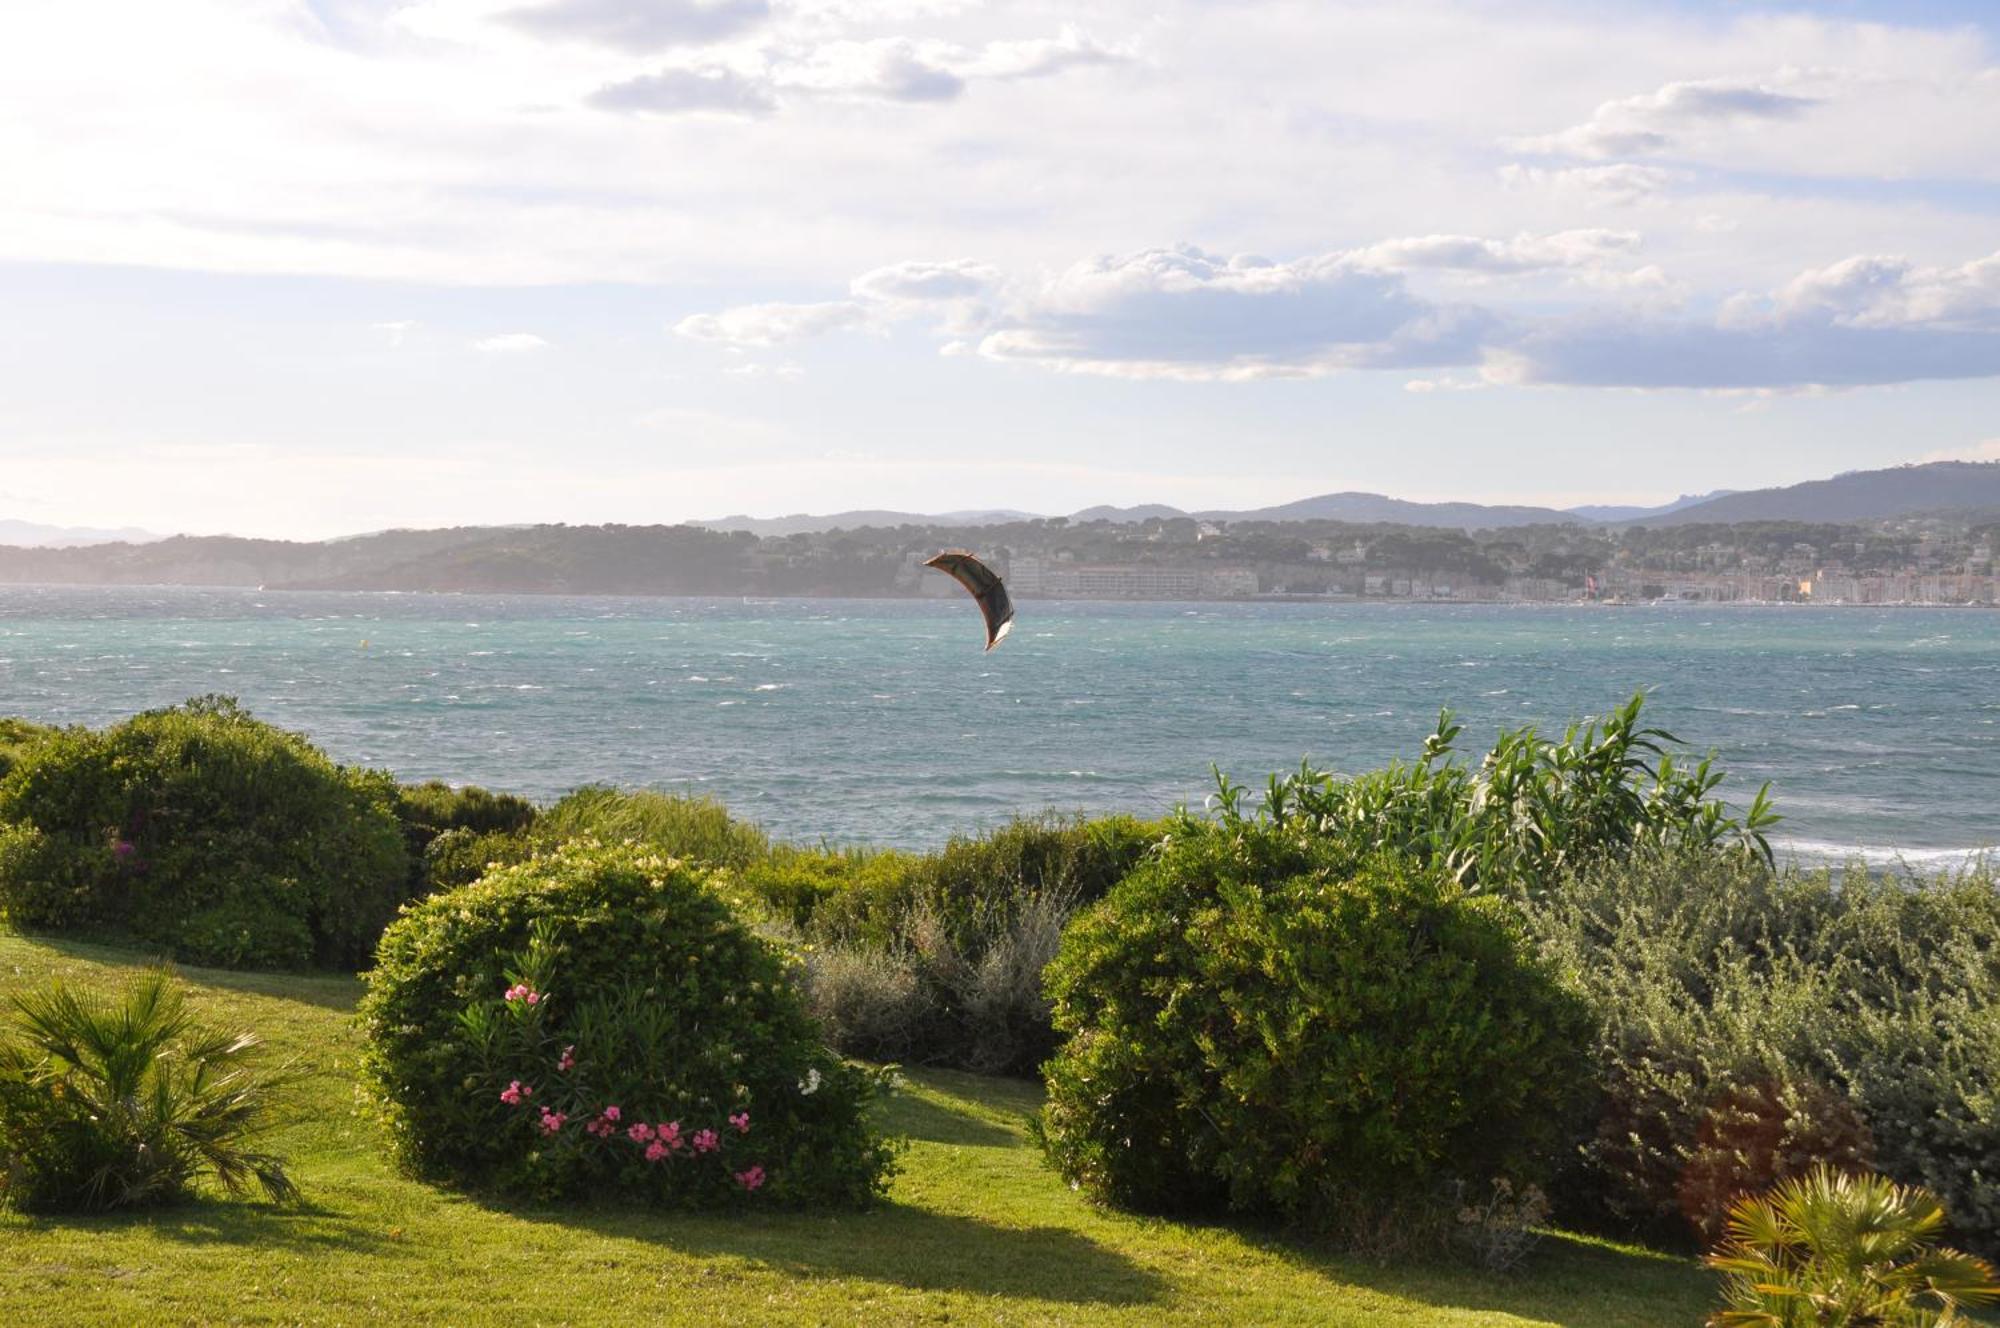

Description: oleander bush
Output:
[0,971,297,1213]
[0,697,407,969]
[359,840,895,1208]
[1529,848,2000,1252]
[1037,827,1592,1228]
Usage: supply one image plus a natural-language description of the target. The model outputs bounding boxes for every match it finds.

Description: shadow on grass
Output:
[494,1200,1166,1307]
[12,1196,390,1256]
[879,1088,1021,1147]
[1245,1226,1710,1328]
[0,932,362,1012]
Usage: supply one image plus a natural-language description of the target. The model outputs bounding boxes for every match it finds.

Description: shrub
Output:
[0,697,408,969]
[1038,829,1592,1227]
[1206,691,1776,896]
[794,939,933,1062]
[535,786,769,869]
[741,816,1162,1075]
[1705,1167,1999,1327]
[393,781,540,899]
[396,780,539,842]
[358,840,895,1208]
[0,971,298,1212]
[420,826,539,893]
[0,717,51,781]
[1529,849,2000,1252]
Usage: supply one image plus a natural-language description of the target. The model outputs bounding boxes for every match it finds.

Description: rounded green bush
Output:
[1038,830,1592,1224]
[358,840,896,1208]
[0,697,407,970]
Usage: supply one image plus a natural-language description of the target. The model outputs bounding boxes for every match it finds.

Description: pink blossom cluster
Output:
[502,982,542,1006]
[556,1045,575,1072]
[496,1079,770,1194]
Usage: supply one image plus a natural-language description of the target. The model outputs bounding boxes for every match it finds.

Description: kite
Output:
[925,550,1015,651]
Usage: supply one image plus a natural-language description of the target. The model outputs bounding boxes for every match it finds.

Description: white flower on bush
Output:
[798,1067,821,1096]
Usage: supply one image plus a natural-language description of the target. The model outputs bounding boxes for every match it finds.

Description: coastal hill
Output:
[677,462,2000,535]
[1638,461,2000,526]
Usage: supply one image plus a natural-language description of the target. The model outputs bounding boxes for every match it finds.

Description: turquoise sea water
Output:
[1,586,1996,861]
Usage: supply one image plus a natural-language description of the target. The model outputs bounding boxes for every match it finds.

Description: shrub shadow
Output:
[492,1200,1164,1307]
[15,1198,389,1256]
[878,1090,1021,1147]
[1244,1227,1709,1328]
[2,933,363,1013]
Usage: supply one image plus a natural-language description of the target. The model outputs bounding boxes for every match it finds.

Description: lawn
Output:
[0,934,1712,1327]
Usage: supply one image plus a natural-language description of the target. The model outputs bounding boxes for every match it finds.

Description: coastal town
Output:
[898,518,2000,606]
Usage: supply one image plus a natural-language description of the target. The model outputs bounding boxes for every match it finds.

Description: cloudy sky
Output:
[4,0,1999,537]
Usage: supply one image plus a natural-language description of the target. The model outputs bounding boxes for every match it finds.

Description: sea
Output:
[1,586,1995,865]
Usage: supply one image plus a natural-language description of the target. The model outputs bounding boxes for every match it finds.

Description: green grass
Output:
[0,934,1712,1327]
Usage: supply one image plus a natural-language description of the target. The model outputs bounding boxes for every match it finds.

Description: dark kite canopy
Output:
[925,550,1015,651]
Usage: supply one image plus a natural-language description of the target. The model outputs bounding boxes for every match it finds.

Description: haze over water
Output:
[1,586,1994,863]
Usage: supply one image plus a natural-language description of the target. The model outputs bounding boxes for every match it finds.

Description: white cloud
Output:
[973,245,1487,381]
[1922,438,2000,463]
[1348,229,1640,275]
[676,237,2000,389]
[1498,163,1682,207]
[1514,75,1822,159]
[371,320,418,347]
[850,258,1002,301]
[1773,251,2000,329]
[587,67,777,115]
[674,300,873,346]
[500,0,770,51]
[472,332,552,352]
[956,25,1127,80]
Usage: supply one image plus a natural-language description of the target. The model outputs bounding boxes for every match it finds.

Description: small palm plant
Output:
[1706,1165,2000,1327]
[0,971,299,1212]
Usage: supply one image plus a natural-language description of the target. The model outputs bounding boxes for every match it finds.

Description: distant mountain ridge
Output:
[1566,491,1737,523]
[0,519,161,548]
[1633,462,2000,526]
[698,509,1036,536]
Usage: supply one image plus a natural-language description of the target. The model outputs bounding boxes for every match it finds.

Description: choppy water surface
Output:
[1,587,1995,860]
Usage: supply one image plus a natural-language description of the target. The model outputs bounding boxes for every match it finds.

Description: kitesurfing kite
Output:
[925,550,1015,651]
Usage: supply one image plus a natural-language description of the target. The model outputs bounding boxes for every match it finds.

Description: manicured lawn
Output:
[0,934,1712,1326]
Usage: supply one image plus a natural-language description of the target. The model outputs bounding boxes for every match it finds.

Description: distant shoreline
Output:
[3,581,1998,610]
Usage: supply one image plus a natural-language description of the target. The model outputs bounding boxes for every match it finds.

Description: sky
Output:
[3,0,1999,539]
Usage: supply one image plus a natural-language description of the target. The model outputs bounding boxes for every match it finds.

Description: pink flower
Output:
[538,1108,566,1136]
[603,1105,622,1123]
[499,1079,531,1106]
[728,1111,750,1134]
[557,1046,575,1072]
[735,1165,766,1192]
[627,1122,655,1144]
[585,1118,612,1139]
[525,991,541,1006]
[644,1140,669,1162]
[658,1122,682,1150]
[692,1129,719,1154]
